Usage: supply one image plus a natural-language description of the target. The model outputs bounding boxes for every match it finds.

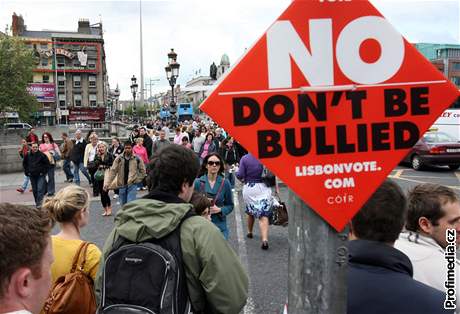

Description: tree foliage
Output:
[0,36,38,121]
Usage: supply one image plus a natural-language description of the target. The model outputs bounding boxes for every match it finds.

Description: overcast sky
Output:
[1,0,459,100]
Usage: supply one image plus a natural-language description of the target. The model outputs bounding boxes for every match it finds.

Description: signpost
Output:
[200,0,459,312]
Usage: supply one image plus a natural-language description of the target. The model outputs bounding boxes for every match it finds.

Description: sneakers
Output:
[113,194,119,199]
[246,232,253,239]
[16,188,25,193]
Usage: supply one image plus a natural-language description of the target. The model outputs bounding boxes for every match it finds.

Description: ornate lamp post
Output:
[165,49,180,124]
[130,75,138,121]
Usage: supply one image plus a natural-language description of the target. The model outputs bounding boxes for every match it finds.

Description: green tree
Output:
[0,36,38,122]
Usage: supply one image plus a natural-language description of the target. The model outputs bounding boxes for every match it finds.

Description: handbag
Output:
[261,166,276,187]
[94,168,105,181]
[43,242,96,314]
[271,201,289,226]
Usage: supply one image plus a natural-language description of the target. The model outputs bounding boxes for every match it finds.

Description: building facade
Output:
[12,14,108,125]
[415,43,460,88]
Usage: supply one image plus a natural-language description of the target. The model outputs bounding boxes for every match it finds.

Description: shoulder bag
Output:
[43,242,97,314]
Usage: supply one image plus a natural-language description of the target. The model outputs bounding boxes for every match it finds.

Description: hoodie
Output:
[95,191,248,314]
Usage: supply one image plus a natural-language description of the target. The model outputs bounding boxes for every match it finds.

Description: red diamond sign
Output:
[200,0,459,231]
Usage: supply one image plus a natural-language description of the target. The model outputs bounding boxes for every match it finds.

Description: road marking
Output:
[233,189,255,314]
[401,175,455,179]
[388,175,460,191]
[393,169,404,178]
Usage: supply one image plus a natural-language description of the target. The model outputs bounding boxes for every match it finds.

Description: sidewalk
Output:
[0,167,96,205]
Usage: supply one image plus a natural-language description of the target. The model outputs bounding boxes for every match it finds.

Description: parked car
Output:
[402,130,460,171]
[4,122,32,130]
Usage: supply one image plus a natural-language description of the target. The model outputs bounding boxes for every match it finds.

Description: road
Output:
[1,165,459,314]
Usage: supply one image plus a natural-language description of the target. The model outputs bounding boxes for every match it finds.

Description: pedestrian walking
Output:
[133,137,149,164]
[17,138,31,193]
[220,136,239,188]
[60,132,74,182]
[198,133,218,163]
[347,180,450,314]
[236,153,272,250]
[192,128,205,154]
[194,153,234,240]
[95,144,248,314]
[104,141,146,206]
[128,127,140,146]
[109,137,123,200]
[139,126,153,160]
[94,142,114,216]
[84,134,100,197]
[70,129,91,186]
[181,136,192,149]
[39,132,60,197]
[41,185,101,312]
[23,142,50,207]
[26,127,39,145]
[152,130,170,154]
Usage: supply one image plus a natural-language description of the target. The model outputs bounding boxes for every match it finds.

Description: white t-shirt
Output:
[88,144,97,162]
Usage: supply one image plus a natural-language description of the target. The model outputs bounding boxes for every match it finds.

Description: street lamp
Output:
[165,49,180,123]
[113,85,120,120]
[130,75,138,121]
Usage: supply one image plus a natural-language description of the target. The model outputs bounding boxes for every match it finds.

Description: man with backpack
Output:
[95,145,248,314]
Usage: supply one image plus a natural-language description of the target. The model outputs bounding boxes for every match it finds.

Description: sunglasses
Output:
[207,160,221,166]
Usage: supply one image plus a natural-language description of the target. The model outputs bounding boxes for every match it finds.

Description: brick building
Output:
[12,13,108,125]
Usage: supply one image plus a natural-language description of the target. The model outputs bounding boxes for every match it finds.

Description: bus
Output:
[432,95,460,141]
[178,103,193,122]
[159,108,170,120]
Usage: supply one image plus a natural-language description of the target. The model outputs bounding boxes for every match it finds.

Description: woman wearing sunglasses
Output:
[194,153,234,239]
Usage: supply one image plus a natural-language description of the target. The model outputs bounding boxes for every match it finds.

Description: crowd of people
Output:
[1,117,459,314]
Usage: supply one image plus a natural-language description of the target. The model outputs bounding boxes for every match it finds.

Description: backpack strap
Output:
[70,241,91,273]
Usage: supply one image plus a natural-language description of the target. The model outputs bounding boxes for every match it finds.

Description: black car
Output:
[402,130,460,171]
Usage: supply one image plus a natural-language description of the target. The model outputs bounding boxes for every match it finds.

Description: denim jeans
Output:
[72,161,91,185]
[21,175,30,190]
[30,175,46,207]
[46,166,55,195]
[118,184,138,206]
[63,159,74,180]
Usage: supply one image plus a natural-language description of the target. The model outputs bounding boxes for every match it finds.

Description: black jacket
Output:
[70,139,87,164]
[23,151,50,177]
[142,134,153,159]
[220,145,238,165]
[94,153,114,170]
[348,240,452,314]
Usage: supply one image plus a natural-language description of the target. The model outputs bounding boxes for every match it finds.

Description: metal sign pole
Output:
[287,190,348,314]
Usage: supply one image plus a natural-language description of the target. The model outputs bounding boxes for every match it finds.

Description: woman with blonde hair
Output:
[41,185,101,288]
[94,142,114,216]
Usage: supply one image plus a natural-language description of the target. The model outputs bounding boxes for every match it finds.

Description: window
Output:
[58,75,65,87]
[42,75,49,83]
[89,75,96,87]
[453,63,460,71]
[43,102,51,109]
[87,59,96,69]
[74,94,82,107]
[59,94,66,108]
[451,76,460,86]
[40,43,48,50]
[57,57,65,68]
[41,58,48,66]
[89,94,97,107]
[73,59,80,68]
[73,75,81,88]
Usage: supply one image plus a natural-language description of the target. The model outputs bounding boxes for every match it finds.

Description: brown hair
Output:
[0,203,53,299]
[190,191,212,216]
[406,183,459,232]
[42,185,90,224]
